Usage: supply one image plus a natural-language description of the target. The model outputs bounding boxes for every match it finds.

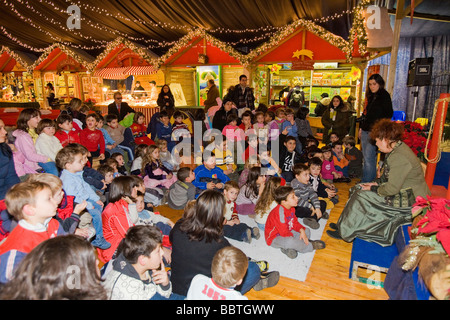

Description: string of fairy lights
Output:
[1,0,373,69]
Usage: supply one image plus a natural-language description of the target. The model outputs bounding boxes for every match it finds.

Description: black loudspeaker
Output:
[407,57,434,87]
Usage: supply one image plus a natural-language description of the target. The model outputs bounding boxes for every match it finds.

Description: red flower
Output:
[416,197,450,255]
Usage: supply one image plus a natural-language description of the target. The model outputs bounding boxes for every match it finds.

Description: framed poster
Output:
[196,65,221,106]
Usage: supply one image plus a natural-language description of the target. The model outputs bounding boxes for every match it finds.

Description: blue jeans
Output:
[87,200,105,240]
[361,130,377,183]
[38,161,59,176]
[223,223,251,242]
[236,261,261,294]
[150,292,185,300]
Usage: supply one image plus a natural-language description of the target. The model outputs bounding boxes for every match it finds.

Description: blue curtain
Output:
[366,35,450,122]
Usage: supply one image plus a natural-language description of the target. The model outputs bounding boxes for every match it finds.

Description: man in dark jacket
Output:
[228,75,255,116]
[107,92,135,122]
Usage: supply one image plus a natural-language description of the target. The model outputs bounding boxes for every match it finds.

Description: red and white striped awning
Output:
[124,65,157,75]
[93,67,129,79]
[94,65,157,79]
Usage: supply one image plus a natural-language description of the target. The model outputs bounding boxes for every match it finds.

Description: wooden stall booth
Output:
[0,46,39,109]
[92,38,160,122]
[246,21,365,139]
[30,44,95,109]
[157,29,249,110]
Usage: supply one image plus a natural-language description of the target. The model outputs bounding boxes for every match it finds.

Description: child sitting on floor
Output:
[235,166,265,215]
[332,140,350,181]
[35,119,63,163]
[57,144,110,250]
[291,163,328,230]
[142,145,177,189]
[264,186,325,259]
[342,135,363,179]
[308,157,338,207]
[54,114,81,147]
[130,112,154,146]
[254,176,284,231]
[167,167,196,210]
[187,246,249,300]
[79,113,105,164]
[223,181,260,243]
[0,180,66,283]
[192,153,230,196]
[103,225,182,300]
[321,145,343,184]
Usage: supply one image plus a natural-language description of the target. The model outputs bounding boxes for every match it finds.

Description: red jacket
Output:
[129,123,155,145]
[264,204,305,246]
[55,130,81,147]
[97,199,133,263]
[79,128,105,154]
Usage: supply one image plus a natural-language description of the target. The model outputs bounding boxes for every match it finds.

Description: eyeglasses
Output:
[115,97,122,100]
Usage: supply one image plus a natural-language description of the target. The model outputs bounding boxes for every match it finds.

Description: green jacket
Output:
[374,141,430,205]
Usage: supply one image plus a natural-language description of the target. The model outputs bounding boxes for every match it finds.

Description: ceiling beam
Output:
[388,9,450,22]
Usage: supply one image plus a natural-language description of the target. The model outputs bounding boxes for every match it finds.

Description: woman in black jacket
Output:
[359,74,393,183]
[157,84,175,111]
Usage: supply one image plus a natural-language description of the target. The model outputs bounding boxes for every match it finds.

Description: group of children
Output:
[0,100,364,300]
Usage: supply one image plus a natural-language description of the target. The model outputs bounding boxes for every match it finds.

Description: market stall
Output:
[246,20,367,139]
[92,38,160,121]
[0,46,38,108]
[157,29,248,109]
[30,44,95,109]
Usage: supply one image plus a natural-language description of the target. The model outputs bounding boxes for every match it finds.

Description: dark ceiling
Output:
[0,0,448,58]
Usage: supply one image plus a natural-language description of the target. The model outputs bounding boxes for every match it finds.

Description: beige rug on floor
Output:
[226,213,328,282]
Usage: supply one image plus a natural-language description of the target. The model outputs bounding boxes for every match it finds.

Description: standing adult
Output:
[148,81,158,107]
[0,119,20,200]
[359,74,393,183]
[107,92,135,122]
[229,75,255,117]
[45,83,57,109]
[321,95,350,144]
[157,84,175,112]
[203,79,220,111]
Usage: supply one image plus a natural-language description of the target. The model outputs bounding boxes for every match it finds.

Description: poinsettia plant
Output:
[402,121,429,163]
[412,196,450,256]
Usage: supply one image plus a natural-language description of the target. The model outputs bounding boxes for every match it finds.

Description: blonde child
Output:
[254,176,284,230]
[187,246,249,300]
[142,145,177,189]
[35,119,63,162]
[223,181,260,243]
[157,139,178,172]
[0,180,66,283]
[274,107,286,130]
[214,138,237,179]
[26,173,91,238]
[130,112,154,146]
[235,166,265,215]
[253,111,268,143]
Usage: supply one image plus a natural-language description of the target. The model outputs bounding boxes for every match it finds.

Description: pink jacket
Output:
[12,129,48,172]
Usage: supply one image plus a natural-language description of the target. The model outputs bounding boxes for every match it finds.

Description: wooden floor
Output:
[155,179,390,300]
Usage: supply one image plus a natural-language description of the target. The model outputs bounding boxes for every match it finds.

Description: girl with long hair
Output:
[235,166,265,215]
[141,145,177,189]
[254,176,284,230]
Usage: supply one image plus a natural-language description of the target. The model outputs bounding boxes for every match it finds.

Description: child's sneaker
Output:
[303,217,320,229]
[91,237,111,250]
[311,240,326,250]
[251,227,260,240]
[281,248,298,259]
[243,229,252,244]
[253,271,280,291]
[322,211,330,219]
[249,258,269,272]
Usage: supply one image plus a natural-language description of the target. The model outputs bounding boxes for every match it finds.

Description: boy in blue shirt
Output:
[155,111,175,152]
[56,144,111,250]
[193,153,230,197]
[281,108,302,154]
